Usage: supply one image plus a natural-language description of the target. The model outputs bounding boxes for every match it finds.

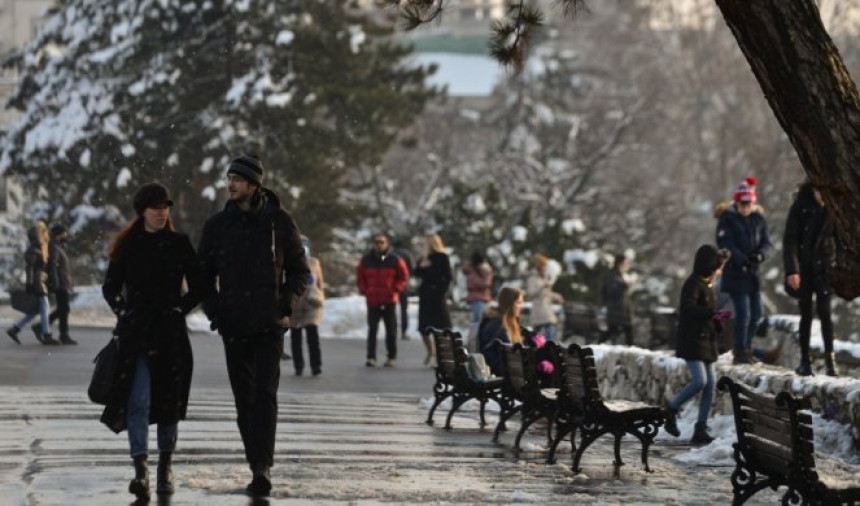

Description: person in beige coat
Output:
[290,236,325,376]
[526,253,563,342]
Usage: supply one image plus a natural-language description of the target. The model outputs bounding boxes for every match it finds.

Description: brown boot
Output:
[156,451,174,495]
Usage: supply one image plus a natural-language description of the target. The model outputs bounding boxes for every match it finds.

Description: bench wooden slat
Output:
[717,376,856,505]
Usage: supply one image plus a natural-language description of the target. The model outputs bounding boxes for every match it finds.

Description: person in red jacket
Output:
[356,233,409,367]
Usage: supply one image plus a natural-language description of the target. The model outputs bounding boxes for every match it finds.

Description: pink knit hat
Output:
[733,176,757,203]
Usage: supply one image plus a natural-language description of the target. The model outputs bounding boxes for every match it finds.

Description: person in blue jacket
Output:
[715,176,773,365]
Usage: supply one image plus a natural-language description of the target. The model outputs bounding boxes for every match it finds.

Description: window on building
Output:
[0,176,7,213]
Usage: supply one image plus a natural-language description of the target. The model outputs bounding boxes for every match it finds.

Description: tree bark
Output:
[715,0,860,299]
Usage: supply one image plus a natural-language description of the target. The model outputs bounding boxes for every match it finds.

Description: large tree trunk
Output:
[715,0,860,299]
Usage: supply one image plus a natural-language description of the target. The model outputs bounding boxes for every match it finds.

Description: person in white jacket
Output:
[526,253,563,342]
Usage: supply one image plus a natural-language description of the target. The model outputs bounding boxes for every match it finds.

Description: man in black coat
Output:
[34,224,77,344]
[198,155,309,498]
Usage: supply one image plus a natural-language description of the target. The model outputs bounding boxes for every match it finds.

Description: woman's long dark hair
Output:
[107,215,175,262]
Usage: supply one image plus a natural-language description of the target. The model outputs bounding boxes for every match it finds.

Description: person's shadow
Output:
[248,498,270,506]
[129,494,176,506]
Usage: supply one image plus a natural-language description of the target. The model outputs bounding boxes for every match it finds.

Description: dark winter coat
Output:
[782,185,834,297]
[356,249,409,307]
[715,203,773,294]
[602,268,631,326]
[462,261,493,303]
[198,188,309,339]
[414,251,453,331]
[48,239,73,293]
[675,245,721,363]
[393,247,413,294]
[476,309,534,377]
[23,227,49,296]
[100,226,204,433]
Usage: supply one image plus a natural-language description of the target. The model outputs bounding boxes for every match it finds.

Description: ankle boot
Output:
[795,355,813,376]
[40,333,60,345]
[129,455,150,500]
[246,463,272,497]
[422,334,436,366]
[6,326,21,345]
[59,334,78,345]
[825,353,839,377]
[663,403,680,437]
[690,422,714,445]
[156,451,174,495]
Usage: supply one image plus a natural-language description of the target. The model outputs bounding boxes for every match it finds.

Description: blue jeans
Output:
[468,301,486,326]
[127,355,177,458]
[729,291,762,352]
[533,323,557,342]
[668,360,715,423]
[14,295,50,335]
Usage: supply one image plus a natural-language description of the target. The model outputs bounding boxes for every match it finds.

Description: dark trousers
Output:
[398,291,409,334]
[799,290,834,357]
[603,323,633,346]
[366,304,397,360]
[290,325,321,374]
[223,332,283,467]
[49,290,70,337]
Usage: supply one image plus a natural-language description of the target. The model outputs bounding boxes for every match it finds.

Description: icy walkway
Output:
[0,387,790,505]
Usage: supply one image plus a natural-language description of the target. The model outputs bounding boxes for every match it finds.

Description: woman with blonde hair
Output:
[413,233,453,365]
[6,220,57,345]
[526,253,563,342]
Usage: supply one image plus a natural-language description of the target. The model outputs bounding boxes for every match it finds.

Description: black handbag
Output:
[88,336,119,405]
[10,290,39,314]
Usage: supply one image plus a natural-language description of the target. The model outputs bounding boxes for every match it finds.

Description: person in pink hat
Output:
[715,177,773,365]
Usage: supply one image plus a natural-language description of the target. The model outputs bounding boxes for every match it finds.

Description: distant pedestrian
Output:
[36,224,77,345]
[356,233,408,367]
[6,220,57,345]
[526,253,563,342]
[462,250,493,326]
[602,253,633,346]
[198,156,309,498]
[290,235,325,376]
[715,176,773,364]
[664,245,730,445]
[783,181,838,376]
[101,182,204,500]
[392,239,414,340]
[414,234,453,365]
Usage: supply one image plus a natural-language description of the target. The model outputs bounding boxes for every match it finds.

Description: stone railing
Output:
[589,344,860,448]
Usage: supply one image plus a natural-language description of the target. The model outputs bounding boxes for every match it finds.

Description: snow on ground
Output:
[2,286,858,470]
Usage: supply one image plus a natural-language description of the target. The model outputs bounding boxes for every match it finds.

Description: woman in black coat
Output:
[413,234,453,365]
[6,221,58,344]
[783,182,837,376]
[664,245,730,446]
[101,183,203,500]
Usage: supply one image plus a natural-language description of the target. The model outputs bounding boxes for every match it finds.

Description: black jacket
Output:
[198,188,309,338]
[413,251,453,330]
[48,239,73,292]
[782,184,834,297]
[23,226,49,296]
[101,226,204,433]
[603,268,631,326]
[675,245,721,363]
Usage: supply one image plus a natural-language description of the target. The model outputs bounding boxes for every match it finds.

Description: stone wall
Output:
[590,345,860,448]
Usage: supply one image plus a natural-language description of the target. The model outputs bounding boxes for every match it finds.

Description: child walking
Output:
[664,245,731,445]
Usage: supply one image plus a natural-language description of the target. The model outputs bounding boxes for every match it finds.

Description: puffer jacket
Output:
[198,188,309,338]
[356,249,408,307]
[715,201,772,294]
[675,245,721,363]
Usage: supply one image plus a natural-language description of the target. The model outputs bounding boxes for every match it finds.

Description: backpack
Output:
[467,352,493,383]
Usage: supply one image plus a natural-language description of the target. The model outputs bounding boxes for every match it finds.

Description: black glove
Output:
[748,252,764,265]
[209,317,219,331]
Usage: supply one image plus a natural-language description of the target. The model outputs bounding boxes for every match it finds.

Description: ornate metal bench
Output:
[718,376,860,505]
[424,327,504,430]
[547,343,664,474]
